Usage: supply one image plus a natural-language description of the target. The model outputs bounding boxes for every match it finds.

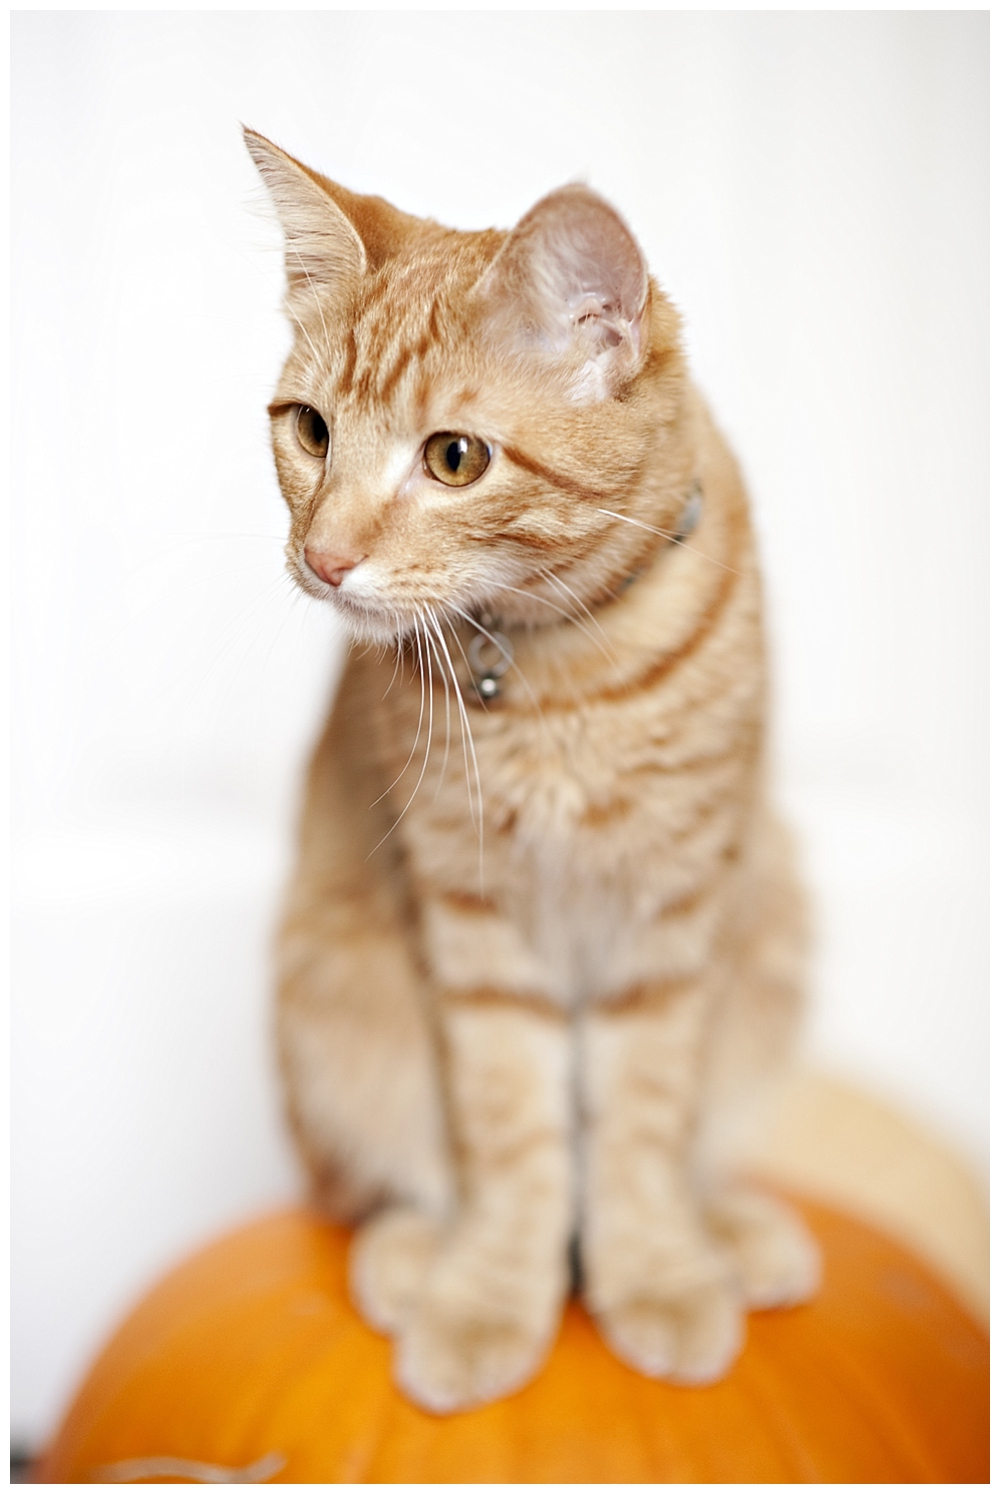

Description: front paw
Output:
[396,1296,554,1413]
[392,1234,565,1413]
[349,1207,443,1334]
[596,1278,744,1384]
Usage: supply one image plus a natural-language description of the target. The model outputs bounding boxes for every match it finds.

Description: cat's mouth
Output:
[294,544,512,650]
[288,551,394,644]
[296,561,448,648]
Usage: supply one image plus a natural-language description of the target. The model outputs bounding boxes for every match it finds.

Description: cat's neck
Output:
[465,481,705,704]
[422,406,757,715]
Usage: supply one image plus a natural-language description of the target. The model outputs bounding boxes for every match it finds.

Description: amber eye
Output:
[424,432,491,487]
[294,405,329,459]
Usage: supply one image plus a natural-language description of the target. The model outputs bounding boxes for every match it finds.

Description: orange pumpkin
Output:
[39,1197,987,1483]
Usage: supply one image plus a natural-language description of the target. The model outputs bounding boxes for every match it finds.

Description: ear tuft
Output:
[243,127,366,302]
[483,185,649,395]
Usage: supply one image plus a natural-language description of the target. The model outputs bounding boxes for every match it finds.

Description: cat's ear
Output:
[244,127,366,303]
[482,185,650,395]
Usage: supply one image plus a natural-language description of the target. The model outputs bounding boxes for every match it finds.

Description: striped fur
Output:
[248,129,819,1412]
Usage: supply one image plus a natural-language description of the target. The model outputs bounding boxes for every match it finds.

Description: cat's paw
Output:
[704,1189,821,1309]
[395,1296,553,1414]
[349,1207,443,1334]
[392,1234,564,1413]
[596,1278,744,1384]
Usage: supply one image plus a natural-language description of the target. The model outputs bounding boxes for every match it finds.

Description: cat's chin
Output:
[325,588,471,651]
[326,592,410,648]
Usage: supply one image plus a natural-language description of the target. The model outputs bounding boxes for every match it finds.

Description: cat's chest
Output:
[474,690,710,853]
[474,703,687,997]
[393,661,745,876]
[379,642,757,1004]
[444,689,707,863]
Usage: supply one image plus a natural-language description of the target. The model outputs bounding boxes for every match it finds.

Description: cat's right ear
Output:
[243,127,366,304]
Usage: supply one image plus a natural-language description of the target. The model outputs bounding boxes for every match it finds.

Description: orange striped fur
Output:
[248,128,818,1412]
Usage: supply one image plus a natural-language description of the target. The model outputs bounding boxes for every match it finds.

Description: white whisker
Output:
[494,579,618,672]
[595,508,742,577]
[383,613,406,698]
[540,568,616,652]
[370,621,425,809]
[423,607,453,799]
[366,619,435,857]
[440,613,485,861]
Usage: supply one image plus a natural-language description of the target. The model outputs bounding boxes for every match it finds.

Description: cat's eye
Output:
[423,432,491,487]
[295,405,329,460]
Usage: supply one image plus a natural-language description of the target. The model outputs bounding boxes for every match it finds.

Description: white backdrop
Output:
[12,12,987,1448]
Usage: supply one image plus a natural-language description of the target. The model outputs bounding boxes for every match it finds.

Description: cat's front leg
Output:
[581,979,744,1383]
[394,993,574,1413]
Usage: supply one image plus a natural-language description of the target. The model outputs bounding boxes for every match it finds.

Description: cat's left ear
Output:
[482,185,650,396]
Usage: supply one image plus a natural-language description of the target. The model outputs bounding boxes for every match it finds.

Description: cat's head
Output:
[246,128,692,647]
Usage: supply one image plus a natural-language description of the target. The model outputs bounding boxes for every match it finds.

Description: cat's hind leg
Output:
[278,918,452,1224]
[695,811,820,1310]
[282,901,453,1334]
[703,1186,820,1308]
[277,654,454,1231]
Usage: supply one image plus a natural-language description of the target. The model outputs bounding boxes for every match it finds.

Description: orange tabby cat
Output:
[246,127,819,1413]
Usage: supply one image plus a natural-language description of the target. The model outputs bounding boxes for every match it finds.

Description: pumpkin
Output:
[38,1197,987,1483]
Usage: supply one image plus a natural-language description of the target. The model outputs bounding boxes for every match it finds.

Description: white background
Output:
[12,12,987,1448]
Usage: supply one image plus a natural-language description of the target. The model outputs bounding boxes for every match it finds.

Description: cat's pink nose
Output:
[305,549,363,588]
